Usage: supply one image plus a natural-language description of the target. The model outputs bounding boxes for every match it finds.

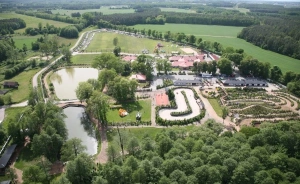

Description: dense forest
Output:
[50,120,300,184]
[0,18,26,35]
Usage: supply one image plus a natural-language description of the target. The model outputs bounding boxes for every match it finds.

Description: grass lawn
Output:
[131,24,300,73]
[5,68,40,103]
[71,54,98,64]
[0,12,71,33]
[160,8,197,13]
[52,6,135,16]
[107,100,151,123]
[1,107,27,130]
[208,98,223,117]
[14,35,40,49]
[86,32,183,54]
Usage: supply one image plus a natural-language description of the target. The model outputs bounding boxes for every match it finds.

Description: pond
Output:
[63,107,98,155]
[50,67,98,100]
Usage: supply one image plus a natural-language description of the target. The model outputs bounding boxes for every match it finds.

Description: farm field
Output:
[107,100,151,123]
[160,8,197,13]
[86,32,183,54]
[71,54,98,64]
[51,6,135,16]
[132,24,300,73]
[0,12,71,33]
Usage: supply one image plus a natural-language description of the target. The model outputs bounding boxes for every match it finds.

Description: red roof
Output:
[122,55,137,62]
[169,55,205,62]
[172,61,194,68]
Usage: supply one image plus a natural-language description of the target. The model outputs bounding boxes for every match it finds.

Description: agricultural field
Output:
[160,8,197,13]
[71,54,98,64]
[107,100,151,124]
[51,6,135,16]
[0,12,71,33]
[132,24,300,73]
[86,32,183,54]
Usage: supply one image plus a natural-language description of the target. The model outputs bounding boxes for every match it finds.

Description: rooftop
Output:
[0,144,17,169]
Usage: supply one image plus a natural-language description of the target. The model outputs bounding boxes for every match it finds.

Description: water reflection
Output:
[63,107,98,155]
[50,68,98,99]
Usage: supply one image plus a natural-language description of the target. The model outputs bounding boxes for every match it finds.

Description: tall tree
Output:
[113,37,118,46]
[75,82,94,103]
[61,138,87,162]
[113,46,121,57]
[87,91,110,125]
[222,107,228,124]
[270,65,282,82]
[62,47,72,63]
[218,58,233,75]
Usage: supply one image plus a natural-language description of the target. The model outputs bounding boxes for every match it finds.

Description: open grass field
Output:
[71,54,98,64]
[6,68,40,103]
[160,8,197,13]
[14,35,40,49]
[131,24,300,73]
[107,100,151,123]
[86,32,183,54]
[0,12,71,33]
[51,6,135,16]
[1,107,26,130]
[208,98,223,117]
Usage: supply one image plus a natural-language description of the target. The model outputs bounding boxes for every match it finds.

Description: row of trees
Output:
[25,22,60,36]
[192,60,218,76]
[49,120,300,184]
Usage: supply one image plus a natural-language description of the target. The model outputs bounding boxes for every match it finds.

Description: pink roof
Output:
[172,61,194,68]
[169,55,206,62]
[122,55,137,62]
[131,74,146,81]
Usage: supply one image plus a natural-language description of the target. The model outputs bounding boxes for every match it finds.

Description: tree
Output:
[113,37,118,46]
[98,69,117,90]
[106,143,120,162]
[218,58,232,75]
[65,153,94,184]
[189,35,196,45]
[3,94,12,105]
[92,53,124,74]
[270,65,282,82]
[107,76,138,102]
[23,165,47,184]
[87,91,110,125]
[156,59,164,74]
[62,47,72,63]
[92,177,108,184]
[163,60,172,75]
[113,46,121,57]
[51,174,71,184]
[22,43,28,53]
[7,168,17,184]
[60,25,79,38]
[38,22,42,32]
[61,138,87,161]
[225,53,243,66]
[222,107,228,124]
[126,137,140,156]
[132,168,147,184]
[287,80,300,97]
[75,82,94,103]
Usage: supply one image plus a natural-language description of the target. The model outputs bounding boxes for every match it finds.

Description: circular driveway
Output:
[158,88,201,120]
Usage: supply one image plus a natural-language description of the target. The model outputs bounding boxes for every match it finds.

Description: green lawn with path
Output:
[86,32,183,54]
[71,54,99,64]
[208,98,223,117]
[131,24,300,73]
[107,100,151,123]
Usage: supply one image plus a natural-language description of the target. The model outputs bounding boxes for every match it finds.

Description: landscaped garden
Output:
[107,100,151,125]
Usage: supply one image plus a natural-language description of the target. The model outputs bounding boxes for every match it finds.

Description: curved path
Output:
[158,89,201,120]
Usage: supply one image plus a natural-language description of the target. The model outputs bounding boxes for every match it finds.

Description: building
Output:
[3,81,19,89]
[0,180,12,184]
[130,74,146,83]
[222,79,268,87]
[0,144,17,175]
[174,80,202,86]
[201,73,212,78]
[122,55,137,62]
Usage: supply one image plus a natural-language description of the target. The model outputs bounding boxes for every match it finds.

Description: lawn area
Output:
[5,68,40,103]
[208,98,223,117]
[131,24,300,73]
[86,32,183,54]
[160,8,197,13]
[107,100,151,123]
[14,35,40,49]
[1,107,27,130]
[0,12,71,33]
[71,54,98,64]
[51,6,135,16]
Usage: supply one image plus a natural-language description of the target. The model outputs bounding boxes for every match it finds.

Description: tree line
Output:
[0,18,26,35]
[25,22,60,36]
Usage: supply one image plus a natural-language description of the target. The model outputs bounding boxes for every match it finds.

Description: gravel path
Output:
[158,89,201,120]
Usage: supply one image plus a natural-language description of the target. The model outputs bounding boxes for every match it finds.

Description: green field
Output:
[160,8,197,13]
[0,12,71,33]
[132,24,300,73]
[86,32,183,54]
[14,35,40,49]
[51,6,135,16]
[1,107,26,130]
[5,68,39,103]
[107,100,151,123]
[71,54,99,64]
[208,98,222,117]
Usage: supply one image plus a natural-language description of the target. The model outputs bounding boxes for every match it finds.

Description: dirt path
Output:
[95,124,108,164]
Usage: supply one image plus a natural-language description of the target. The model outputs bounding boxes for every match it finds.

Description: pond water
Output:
[63,107,98,155]
[51,67,98,100]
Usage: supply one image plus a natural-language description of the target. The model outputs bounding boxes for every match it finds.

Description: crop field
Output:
[160,8,197,13]
[51,6,135,16]
[132,24,300,73]
[71,54,98,64]
[86,32,183,54]
[0,13,71,33]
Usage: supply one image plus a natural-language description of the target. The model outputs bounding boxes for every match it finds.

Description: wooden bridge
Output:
[56,101,87,109]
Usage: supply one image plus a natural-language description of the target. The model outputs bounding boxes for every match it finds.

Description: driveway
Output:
[158,88,201,120]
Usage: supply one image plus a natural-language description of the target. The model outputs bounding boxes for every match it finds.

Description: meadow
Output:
[132,24,300,73]
[86,32,183,54]
[107,100,151,123]
[51,6,135,16]
[0,12,71,33]
[71,54,99,64]
[14,35,40,49]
